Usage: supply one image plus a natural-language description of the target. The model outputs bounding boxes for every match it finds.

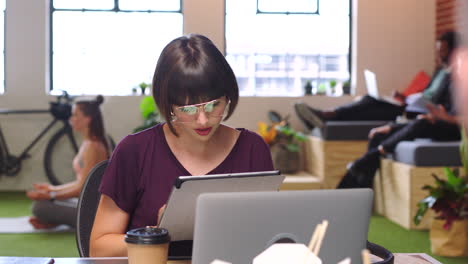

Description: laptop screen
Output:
[364,69,379,98]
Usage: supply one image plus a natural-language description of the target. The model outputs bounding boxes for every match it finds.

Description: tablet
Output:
[405,93,434,113]
[159,170,284,242]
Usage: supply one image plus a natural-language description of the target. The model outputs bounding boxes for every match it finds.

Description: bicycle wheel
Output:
[44,126,80,185]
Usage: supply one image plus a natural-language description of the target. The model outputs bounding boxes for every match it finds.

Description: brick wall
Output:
[436,0,456,37]
[457,0,468,42]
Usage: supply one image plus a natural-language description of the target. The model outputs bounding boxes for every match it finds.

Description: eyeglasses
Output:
[172,98,230,122]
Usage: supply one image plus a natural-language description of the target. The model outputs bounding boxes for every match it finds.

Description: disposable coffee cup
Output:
[125,226,171,264]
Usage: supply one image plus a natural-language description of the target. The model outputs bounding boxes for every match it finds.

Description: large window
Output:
[0,0,5,94]
[50,0,183,95]
[226,0,350,96]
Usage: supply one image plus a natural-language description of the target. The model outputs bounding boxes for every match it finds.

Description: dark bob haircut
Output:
[152,34,239,136]
[438,31,460,63]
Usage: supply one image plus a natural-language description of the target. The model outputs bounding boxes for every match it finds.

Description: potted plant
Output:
[304,81,313,95]
[133,96,161,133]
[329,80,337,94]
[316,83,327,95]
[414,129,468,256]
[132,82,151,95]
[342,79,351,94]
[258,112,306,173]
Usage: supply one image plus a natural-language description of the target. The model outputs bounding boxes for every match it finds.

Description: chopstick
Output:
[307,223,321,252]
[306,220,371,264]
[313,220,328,256]
[307,220,329,256]
[362,249,371,264]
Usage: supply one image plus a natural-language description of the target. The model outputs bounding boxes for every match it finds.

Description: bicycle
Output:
[0,91,114,185]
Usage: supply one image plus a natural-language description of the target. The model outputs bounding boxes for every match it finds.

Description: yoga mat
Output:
[0,216,73,233]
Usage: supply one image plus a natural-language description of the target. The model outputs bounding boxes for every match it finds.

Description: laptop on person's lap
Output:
[192,189,373,264]
[364,69,403,106]
[364,69,433,113]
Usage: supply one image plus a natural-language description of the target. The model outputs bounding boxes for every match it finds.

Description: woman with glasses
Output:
[90,34,274,257]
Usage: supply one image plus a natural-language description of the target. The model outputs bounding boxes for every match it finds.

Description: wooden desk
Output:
[0,254,441,264]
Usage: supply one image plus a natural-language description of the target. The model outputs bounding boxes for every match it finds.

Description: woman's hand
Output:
[369,125,392,139]
[427,104,451,122]
[157,204,167,226]
[418,104,457,124]
[26,189,51,201]
[392,90,406,102]
[417,113,435,123]
[33,183,52,192]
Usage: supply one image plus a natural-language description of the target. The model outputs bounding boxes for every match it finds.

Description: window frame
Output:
[256,0,320,15]
[348,0,352,81]
[48,0,183,92]
[1,0,5,93]
[226,0,353,96]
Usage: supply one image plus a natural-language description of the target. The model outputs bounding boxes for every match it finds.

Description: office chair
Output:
[74,159,191,259]
[75,160,108,257]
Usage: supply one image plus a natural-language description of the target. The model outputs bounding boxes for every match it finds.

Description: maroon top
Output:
[99,123,274,230]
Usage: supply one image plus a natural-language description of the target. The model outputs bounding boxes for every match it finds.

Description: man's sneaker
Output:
[294,103,324,129]
[294,103,314,129]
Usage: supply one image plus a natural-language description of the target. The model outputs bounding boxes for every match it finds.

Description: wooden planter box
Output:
[430,219,468,256]
[374,159,459,230]
[303,136,369,189]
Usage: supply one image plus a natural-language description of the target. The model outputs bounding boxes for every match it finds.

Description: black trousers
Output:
[337,118,461,189]
[334,95,405,121]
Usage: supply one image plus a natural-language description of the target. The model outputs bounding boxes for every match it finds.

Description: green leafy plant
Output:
[329,79,338,94]
[316,83,327,95]
[461,128,468,176]
[274,125,307,152]
[132,82,151,95]
[138,82,150,95]
[258,115,307,153]
[133,96,161,133]
[414,167,468,230]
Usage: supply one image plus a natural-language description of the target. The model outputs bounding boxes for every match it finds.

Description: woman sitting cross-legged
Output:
[26,95,110,229]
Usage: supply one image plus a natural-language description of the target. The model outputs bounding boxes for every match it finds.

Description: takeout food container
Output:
[253,243,322,264]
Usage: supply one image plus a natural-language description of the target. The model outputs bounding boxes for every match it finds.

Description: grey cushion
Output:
[312,121,389,140]
[393,140,462,166]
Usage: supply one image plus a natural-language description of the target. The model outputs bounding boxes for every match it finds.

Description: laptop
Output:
[192,189,373,264]
[364,69,403,106]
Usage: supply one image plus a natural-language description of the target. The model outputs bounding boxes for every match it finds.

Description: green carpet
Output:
[0,192,467,263]
[0,192,79,257]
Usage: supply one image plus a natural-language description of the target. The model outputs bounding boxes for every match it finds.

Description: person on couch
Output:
[454,4,468,134]
[337,92,461,189]
[295,31,459,129]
